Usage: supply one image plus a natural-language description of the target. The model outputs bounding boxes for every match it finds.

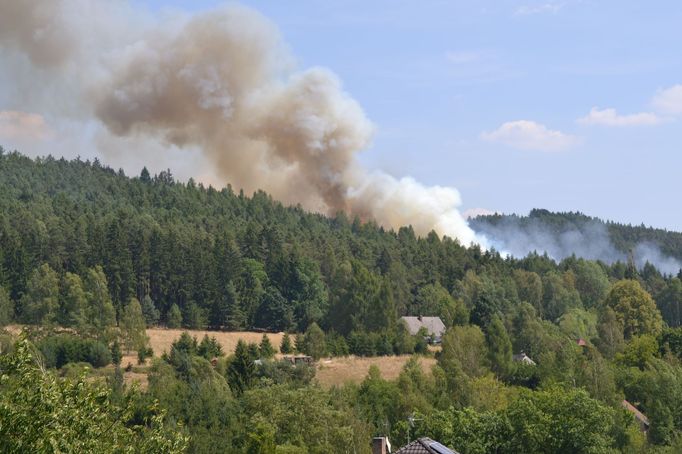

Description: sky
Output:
[2,1,682,231]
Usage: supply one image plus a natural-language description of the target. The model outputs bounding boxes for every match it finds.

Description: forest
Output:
[1,148,682,453]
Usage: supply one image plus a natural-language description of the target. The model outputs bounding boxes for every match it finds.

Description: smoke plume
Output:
[0,0,480,245]
[472,214,682,275]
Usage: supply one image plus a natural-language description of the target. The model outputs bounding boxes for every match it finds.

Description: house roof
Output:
[394,438,459,454]
[400,316,446,336]
[512,353,536,365]
[622,400,650,427]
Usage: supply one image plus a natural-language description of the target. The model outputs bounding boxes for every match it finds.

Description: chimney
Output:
[372,436,391,454]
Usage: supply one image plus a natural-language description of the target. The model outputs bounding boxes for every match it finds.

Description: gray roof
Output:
[400,316,446,337]
[512,353,536,365]
[394,438,459,454]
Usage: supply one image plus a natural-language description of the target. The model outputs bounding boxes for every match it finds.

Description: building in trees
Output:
[400,316,446,343]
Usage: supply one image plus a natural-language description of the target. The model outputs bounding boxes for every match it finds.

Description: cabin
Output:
[512,352,536,366]
[400,316,446,344]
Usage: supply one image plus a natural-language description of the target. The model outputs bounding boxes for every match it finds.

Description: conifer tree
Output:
[227,339,255,395]
[259,334,276,358]
[166,304,182,329]
[280,333,293,354]
[0,287,13,327]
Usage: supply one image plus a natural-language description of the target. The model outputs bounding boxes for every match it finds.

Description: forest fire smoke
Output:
[0,1,480,245]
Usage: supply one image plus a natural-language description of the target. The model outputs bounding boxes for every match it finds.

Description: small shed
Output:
[400,316,446,343]
[512,352,536,366]
[282,355,314,365]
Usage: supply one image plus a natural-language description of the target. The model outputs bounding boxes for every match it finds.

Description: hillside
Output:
[2,150,682,452]
[471,209,682,274]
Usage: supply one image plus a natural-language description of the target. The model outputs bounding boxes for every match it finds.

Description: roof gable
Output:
[400,316,445,336]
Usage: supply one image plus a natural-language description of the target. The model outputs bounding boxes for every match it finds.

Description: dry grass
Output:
[315,355,437,388]
[4,326,437,388]
[146,328,286,357]
[123,371,149,390]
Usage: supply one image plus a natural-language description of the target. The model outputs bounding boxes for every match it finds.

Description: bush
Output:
[38,335,111,369]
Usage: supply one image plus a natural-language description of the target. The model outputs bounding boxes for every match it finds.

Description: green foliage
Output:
[279,332,293,354]
[227,339,255,395]
[617,335,659,369]
[197,334,223,359]
[5,153,682,450]
[486,315,513,378]
[239,385,371,453]
[166,304,182,329]
[439,324,489,379]
[258,334,276,359]
[604,280,664,339]
[0,286,13,326]
[111,339,122,366]
[38,334,112,369]
[60,272,87,329]
[20,263,59,325]
[301,322,326,360]
[141,294,160,327]
[120,297,148,352]
[83,265,117,339]
[415,387,630,454]
[0,339,187,453]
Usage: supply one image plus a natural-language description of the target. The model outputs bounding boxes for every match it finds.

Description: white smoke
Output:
[0,0,481,245]
[473,214,682,275]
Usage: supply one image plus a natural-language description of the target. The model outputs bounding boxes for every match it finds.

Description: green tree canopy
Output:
[603,279,664,339]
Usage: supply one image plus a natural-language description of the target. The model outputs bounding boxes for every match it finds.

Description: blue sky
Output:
[136,0,682,229]
[3,1,681,230]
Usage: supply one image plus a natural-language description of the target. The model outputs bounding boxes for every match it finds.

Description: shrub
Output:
[38,335,111,369]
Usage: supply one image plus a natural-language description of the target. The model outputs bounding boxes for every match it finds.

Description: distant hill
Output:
[470,209,682,274]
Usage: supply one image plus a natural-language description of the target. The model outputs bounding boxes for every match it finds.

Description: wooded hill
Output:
[3,148,682,452]
[471,208,682,264]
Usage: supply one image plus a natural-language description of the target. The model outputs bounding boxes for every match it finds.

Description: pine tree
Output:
[227,340,255,395]
[302,323,326,360]
[140,295,160,327]
[110,340,122,367]
[0,287,13,327]
[280,333,293,354]
[258,334,276,358]
[166,304,182,329]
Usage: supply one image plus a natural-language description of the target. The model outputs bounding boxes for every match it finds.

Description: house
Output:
[576,338,587,347]
[393,437,459,454]
[622,400,650,432]
[400,316,446,343]
[512,352,536,366]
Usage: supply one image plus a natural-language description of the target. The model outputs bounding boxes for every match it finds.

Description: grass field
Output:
[6,326,437,389]
[316,355,437,387]
[127,328,437,388]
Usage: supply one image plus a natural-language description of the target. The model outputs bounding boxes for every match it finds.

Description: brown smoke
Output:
[0,0,480,244]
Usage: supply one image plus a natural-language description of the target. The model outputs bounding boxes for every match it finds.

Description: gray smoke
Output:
[0,0,482,245]
[475,215,682,275]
